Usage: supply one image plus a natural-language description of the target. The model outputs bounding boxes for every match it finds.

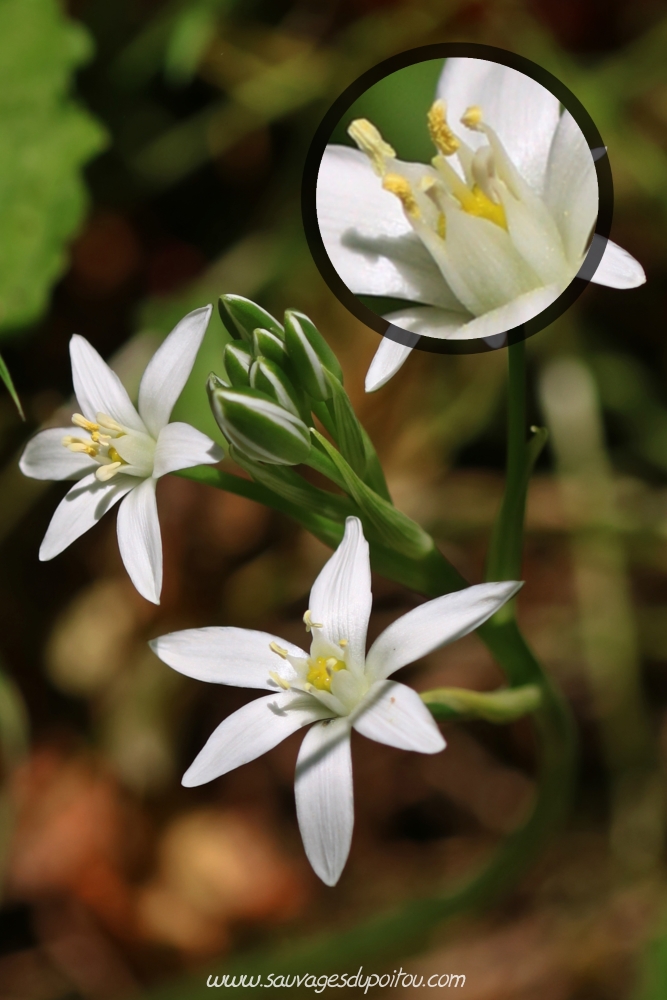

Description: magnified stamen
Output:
[383,173,420,219]
[348,119,396,176]
[427,100,460,156]
[461,105,483,130]
[303,610,323,632]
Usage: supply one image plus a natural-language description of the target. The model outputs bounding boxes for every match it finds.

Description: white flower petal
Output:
[138,305,213,438]
[589,239,646,289]
[294,718,353,886]
[69,336,145,432]
[383,305,469,340]
[366,581,522,681]
[544,110,598,265]
[433,206,541,315]
[113,430,156,477]
[378,288,558,350]
[19,427,97,481]
[182,692,331,786]
[39,472,135,560]
[498,186,570,288]
[447,285,561,340]
[352,680,445,753]
[152,421,222,479]
[317,146,462,310]
[308,517,372,674]
[437,58,560,193]
[150,627,307,689]
[116,476,162,604]
[365,338,414,392]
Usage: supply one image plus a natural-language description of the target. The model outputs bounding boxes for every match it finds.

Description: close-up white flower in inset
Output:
[20,306,222,604]
[150,516,521,885]
[316,57,646,391]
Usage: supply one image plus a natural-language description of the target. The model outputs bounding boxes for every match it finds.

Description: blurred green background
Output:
[1,0,667,997]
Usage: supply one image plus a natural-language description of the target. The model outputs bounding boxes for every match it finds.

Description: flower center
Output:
[62,413,155,482]
[267,613,352,700]
[306,656,346,693]
[348,101,508,238]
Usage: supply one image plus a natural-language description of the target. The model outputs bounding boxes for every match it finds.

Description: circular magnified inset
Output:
[303,44,625,388]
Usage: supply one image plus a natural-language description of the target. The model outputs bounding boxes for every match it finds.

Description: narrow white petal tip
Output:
[591,240,647,289]
[364,369,389,393]
[364,339,413,392]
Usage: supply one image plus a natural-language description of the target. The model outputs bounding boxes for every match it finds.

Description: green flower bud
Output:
[208,372,230,390]
[218,295,284,343]
[249,356,307,420]
[208,378,311,466]
[283,310,343,401]
[223,342,253,387]
[252,327,289,367]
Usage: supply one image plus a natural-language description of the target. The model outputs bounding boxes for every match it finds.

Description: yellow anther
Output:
[303,610,323,632]
[108,446,122,463]
[62,437,97,456]
[96,413,124,433]
[269,641,288,659]
[461,105,483,130]
[427,100,460,156]
[347,118,396,176]
[72,413,98,432]
[269,670,291,690]
[338,639,348,648]
[382,173,420,219]
[95,462,122,482]
[306,656,345,692]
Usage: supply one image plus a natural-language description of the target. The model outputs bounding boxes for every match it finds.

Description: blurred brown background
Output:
[1,0,667,997]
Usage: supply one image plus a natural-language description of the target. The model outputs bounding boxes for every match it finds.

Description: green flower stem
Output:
[485,341,547,612]
[175,466,345,549]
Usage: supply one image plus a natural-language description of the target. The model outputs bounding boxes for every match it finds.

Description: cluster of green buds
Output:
[208,295,433,560]
[209,295,345,467]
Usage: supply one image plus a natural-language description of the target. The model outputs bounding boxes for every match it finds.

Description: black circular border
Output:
[302,43,613,355]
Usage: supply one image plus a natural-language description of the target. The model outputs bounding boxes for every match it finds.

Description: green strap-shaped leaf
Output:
[0,0,106,339]
[310,430,433,558]
[0,354,24,418]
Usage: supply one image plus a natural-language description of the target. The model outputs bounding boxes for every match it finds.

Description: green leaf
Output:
[0,354,24,419]
[163,2,219,86]
[326,373,367,478]
[0,0,106,338]
[309,430,433,558]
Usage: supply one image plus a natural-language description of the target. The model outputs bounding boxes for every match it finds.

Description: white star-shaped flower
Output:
[150,517,520,885]
[316,57,646,391]
[20,306,222,604]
